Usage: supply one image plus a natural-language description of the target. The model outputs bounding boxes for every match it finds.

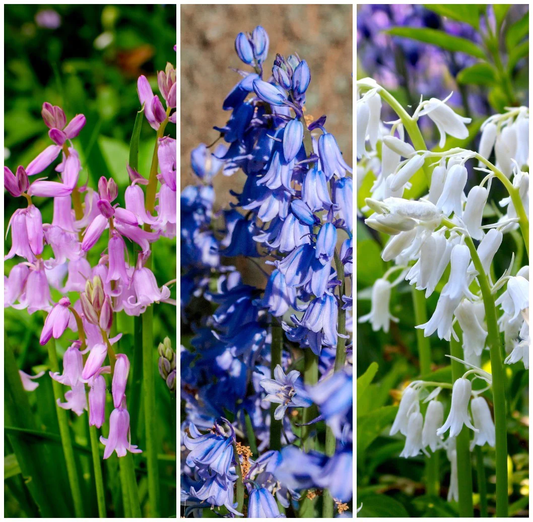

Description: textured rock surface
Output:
[180,4,353,208]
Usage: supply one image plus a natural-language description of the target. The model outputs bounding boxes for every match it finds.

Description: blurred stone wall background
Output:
[181,4,353,210]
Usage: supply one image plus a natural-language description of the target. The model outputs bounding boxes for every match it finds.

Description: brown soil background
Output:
[180,4,353,210]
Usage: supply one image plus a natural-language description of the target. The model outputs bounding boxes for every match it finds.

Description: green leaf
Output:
[358,405,398,457]
[457,62,497,86]
[506,12,529,50]
[412,494,459,516]
[357,493,410,517]
[493,5,511,28]
[423,5,481,29]
[357,362,379,414]
[386,28,486,59]
[4,454,21,480]
[488,86,509,113]
[357,237,385,288]
[509,495,529,516]
[508,40,529,72]
[128,109,144,171]
[418,365,452,384]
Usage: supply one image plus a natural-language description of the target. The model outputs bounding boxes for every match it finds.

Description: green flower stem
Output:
[46,339,84,517]
[89,424,106,518]
[450,327,474,517]
[302,350,318,452]
[232,443,245,514]
[475,445,488,517]
[119,456,131,518]
[412,288,440,497]
[270,324,283,452]
[120,454,142,518]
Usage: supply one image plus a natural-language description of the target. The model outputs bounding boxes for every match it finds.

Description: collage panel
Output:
[357,4,529,518]
[180,4,353,518]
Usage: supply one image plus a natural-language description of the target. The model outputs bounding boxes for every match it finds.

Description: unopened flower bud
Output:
[80,293,99,325]
[92,285,105,314]
[478,121,497,162]
[382,136,416,158]
[253,79,288,106]
[99,296,113,332]
[272,65,291,90]
[107,178,118,202]
[5,167,21,197]
[235,32,254,64]
[251,26,269,63]
[389,155,425,191]
[112,354,130,408]
[89,375,107,428]
[97,199,115,218]
[474,228,503,274]
[283,119,303,163]
[82,343,108,381]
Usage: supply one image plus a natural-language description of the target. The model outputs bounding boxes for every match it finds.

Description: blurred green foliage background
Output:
[4,5,176,517]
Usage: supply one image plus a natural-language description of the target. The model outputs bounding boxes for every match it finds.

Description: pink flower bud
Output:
[137,75,158,130]
[99,296,113,332]
[97,199,115,218]
[62,148,81,189]
[28,180,73,198]
[64,114,86,139]
[26,145,62,176]
[53,106,67,129]
[82,343,108,381]
[49,128,67,146]
[112,354,130,408]
[98,176,109,200]
[4,167,21,197]
[40,297,72,345]
[151,95,167,124]
[107,179,118,202]
[80,293,99,325]
[114,207,138,226]
[16,166,29,193]
[41,102,56,128]
[89,374,107,428]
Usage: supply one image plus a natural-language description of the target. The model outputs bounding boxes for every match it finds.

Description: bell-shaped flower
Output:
[505,337,529,369]
[260,365,311,420]
[124,185,157,226]
[5,209,36,262]
[419,97,471,147]
[63,258,92,293]
[390,386,419,436]
[437,164,467,217]
[291,293,338,347]
[283,119,303,162]
[220,216,259,257]
[89,374,107,428]
[188,474,242,516]
[422,400,444,452]
[474,228,503,274]
[81,214,108,252]
[106,233,130,284]
[383,135,415,158]
[100,405,142,458]
[57,382,87,416]
[112,354,130,408]
[130,267,171,308]
[495,275,529,321]
[315,223,336,265]
[400,411,425,458]
[235,32,254,64]
[478,121,497,161]
[357,101,369,159]
[277,244,314,287]
[158,136,177,190]
[4,263,30,307]
[333,177,352,231]
[61,148,81,189]
[427,164,447,204]
[115,222,159,254]
[462,186,488,240]
[40,297,72,345]
[359,278,398,333]
[436,378,476,437]
[11,262,52,314]
[365,92,382,150]
[254,269,296,317]
[25,144,62,176]
[470,397,495,450]
[253,79,288,106]
[417,293,461,341]
[495,125,516,178]
[50,343,84,387]
[184,419,236,477]
[318,132,352,180]
[248,488,282,518]
[454,300,487,358]
[81,343,108,381]
[137,75,161,130]
[155,183,176,228]
[382,229,417,262]
[53,195,76,232]
[442,244,476,301]
[19,369,45,391]
[222,73,259,111]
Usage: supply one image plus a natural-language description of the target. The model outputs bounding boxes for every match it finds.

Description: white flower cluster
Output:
[357,80,530,371]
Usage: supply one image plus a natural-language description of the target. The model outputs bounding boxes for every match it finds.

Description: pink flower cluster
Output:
[5,59,176,459]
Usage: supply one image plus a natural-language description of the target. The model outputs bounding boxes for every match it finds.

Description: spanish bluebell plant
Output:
[357,7,529,514]
[181,26,353,518]
[4,51,176,517]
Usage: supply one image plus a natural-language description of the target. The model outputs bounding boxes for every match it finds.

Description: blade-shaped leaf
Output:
[457,62,497,86]
[422,5,481,29]
[508,40,529,72]
[506,11,529,50]
[386,27,486,59]
[493,5,511,28]
[4,454,21,479]
[357,362,379,414]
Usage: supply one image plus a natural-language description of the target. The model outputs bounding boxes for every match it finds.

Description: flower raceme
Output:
[5,51,176,463]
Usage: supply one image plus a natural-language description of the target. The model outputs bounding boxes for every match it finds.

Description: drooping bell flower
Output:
[57,382,87,416]
[474,229,503,274]
[283,119,303,162]
[4,263,30,307]
[390,386,419,436]
[222,73,259,111]
[417,293,460,341]
[5,209,36,262]
[303,165,332,212]
[470,396,495,450]
[454,300,487,360]
[358,278,398,333]
[419,97,471,147]
[436,378,477,437]
[115,222,160,253]
[422,400,444,452]
[188,474,242,516]
[19,370,45,392]
[254,269,296,317]
[318,132,352,180]
[389,155,425,192]
[100,403,142,459]
[400,411,425,458]
[106,233,130,284]
[436,164,467,217]
[315,223,336,265]
[277,244,314,287]
[112,354,130,408]
[52,195,76,232]
[442,244,475,301]
[290,199,318,226]
[158,136,177,190]
[248,488,282,518]
[89,374,107,428]
[124,185,157,226]
[40,297,72,345]
[291,60,310,104]
[81,343,108,381]
[156,183,177,228]
[130,266,171,308]
[184,419,236,477]
[61,148,82,188]
[11,261,52,314]
[259,364,311,420]
[292,293,338,347]
[333,176,353,231]
[50,343,84,387]
[495,275,529,321]
[462,186,489,240]
[478,121,497,161]
[63,258,92,293]
[427,163,447,204]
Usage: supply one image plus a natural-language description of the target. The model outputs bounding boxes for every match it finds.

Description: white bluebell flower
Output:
[436,378,476,438]
[470,396,496,450]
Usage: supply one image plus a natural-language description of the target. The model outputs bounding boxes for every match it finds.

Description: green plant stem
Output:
[233,443,245,514]
[475,446,488,517]
[461,233,509,517]
[120,454,142,518]
[412,288,440,497]
[89,424,106,518]
[46,339,84,517]
[450,327,474,517]
[119,457,131,518]
[302,350,318,452]
[270,324,283,452]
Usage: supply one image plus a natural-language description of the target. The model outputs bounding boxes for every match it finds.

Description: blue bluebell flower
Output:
[254,269,297,317]
[259,364,312,419]
[283,119,304,163]
[272,65,292,90]
[253,79,288,106]
[334,176,353,232]
[274,446,328,491]
[251,26,269,64]
[314,448,353,502]
[292,60,311,104]
[318,132,353,180]
[191,143,226,181]
[315,223,337,265]
[214,102,254,144]
[223,73,259,111]
[302,164,333,212]
[308,257,333,297]
[248,487,284,518]
[189,474,243,516]
[184,418,237,478]
[291,293,338,347]
[290,199,319,226]
[277,244,314,287]
[220,215,260,257]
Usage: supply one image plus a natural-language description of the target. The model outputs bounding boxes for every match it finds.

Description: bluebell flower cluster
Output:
[181,26,353,517]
